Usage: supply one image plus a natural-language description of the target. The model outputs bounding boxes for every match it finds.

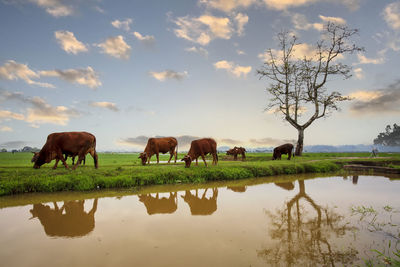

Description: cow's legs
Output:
[201,154,207,167]
[195,158,198,166]
[147,153,152,165]
[212,153,217,165]
[288,151,292,160]
[73,150,86,170]
[56,150,69,169]
[53,158,60,169]
[233,154,238,161]
[167,151,174,163]
[156,152,160,164]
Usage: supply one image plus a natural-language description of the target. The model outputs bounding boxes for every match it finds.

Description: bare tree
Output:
[257,23,364,155]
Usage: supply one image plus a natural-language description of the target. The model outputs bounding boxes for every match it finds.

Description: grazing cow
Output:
[138,137,178,165]
[181,188,218,215]
[32,132,98,169]
[181,138,218,168]
[138,192,178,215]
[272,143,294,160]
[226,146,246,161]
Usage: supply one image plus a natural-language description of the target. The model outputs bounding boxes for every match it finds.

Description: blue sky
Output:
[0,0,399,151]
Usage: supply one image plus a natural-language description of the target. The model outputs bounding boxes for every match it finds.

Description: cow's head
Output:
[272,149,279,160]
[138,152,147,165]
[31,152,39,163]
[181,155,192,168]
[32,151,53,169]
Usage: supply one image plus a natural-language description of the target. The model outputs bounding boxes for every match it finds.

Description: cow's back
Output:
[46,132,96,154]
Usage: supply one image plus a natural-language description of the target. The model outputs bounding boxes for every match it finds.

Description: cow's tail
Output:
[93,135,98,168]
[175,142,178,163]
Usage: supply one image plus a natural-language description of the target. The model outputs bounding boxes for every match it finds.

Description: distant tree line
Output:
[0,146,40,153]
[374,124,400,146]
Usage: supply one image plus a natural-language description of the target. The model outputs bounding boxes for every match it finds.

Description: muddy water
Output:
[0,174,399,267]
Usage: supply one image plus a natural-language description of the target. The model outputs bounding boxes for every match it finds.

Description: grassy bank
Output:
[0,152,399,196]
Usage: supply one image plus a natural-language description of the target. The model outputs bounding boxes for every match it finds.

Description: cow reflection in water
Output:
[258,181,358,266]
[227,186,247,193]
[29,199,98,238]
[181,188,218,215]
[138,192,177,215]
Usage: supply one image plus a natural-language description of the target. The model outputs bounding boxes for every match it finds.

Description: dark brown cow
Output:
[272,143,294,160]
[32,132,98,169]
[138,137,178,165]
[181,138,218,168]
[226,146,246,161]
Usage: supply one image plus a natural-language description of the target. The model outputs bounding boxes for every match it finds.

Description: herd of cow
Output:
[30,131,295,169]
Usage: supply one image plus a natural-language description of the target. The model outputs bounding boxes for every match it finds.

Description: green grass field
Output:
[0,152,399,196]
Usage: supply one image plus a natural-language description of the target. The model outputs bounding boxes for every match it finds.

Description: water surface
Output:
[0,174,399,266]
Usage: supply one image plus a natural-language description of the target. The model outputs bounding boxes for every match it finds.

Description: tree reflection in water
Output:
[138,192,178,215]
[29,199,98,238]
[258,180,358,266]
[181,188,218,215]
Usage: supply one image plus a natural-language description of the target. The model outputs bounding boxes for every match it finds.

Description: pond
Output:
[0,173,399,266]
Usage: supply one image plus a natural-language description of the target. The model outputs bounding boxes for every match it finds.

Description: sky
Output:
[0,0,399,151]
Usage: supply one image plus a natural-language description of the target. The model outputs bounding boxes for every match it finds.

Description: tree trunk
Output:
[295,128,304,156]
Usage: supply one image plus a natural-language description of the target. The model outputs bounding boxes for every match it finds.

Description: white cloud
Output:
[318,15,346,25]
[234,13,248,36]
[0,90,79,126]
[0,60,54,88]
[96,36,131,59]
[292,14,345,32]
[0,126,13,132]
[0,110,25,121]
[185,46,209,57]
[149,70,188,81]
[236,49,246,55]
[263,0,317,10]
[172,14,234,45]
[258,43,344,64]
[349,90,382,101]
[40,67,101,89]
[111,18,133,32]
[54,30,88,54]
[214,60,252,78]
[89,101,119,112]
[291,13,323,31]
[353,68,364,80]
[132,31,155,46]
[199,0,257,12]
[383,2,400,30]
[29,0,73,17]
[356,52,385,65]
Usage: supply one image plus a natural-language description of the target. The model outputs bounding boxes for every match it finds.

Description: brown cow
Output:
[226,146,246,161]
[181,138,218,168]
[272,143,294,160]
[138,137,178,165]
[32,132,98,169]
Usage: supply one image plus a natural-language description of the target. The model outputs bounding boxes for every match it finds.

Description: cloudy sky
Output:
[0,0,399,151]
